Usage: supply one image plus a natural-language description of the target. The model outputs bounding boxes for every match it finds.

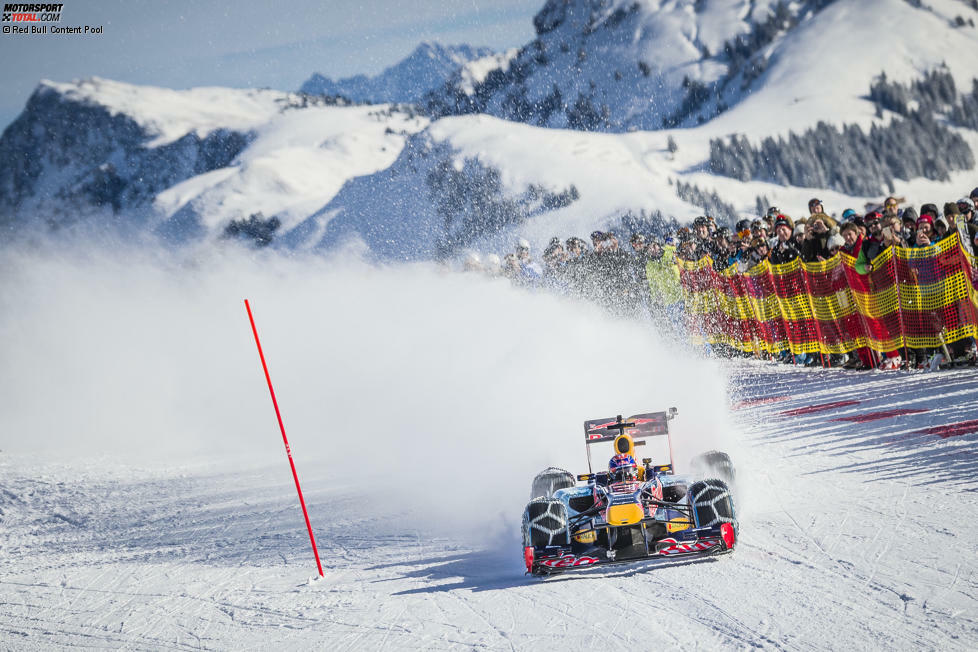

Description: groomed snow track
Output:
[2,364,977,649]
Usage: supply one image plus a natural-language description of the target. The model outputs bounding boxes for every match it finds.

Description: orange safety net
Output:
[676,231,978,356]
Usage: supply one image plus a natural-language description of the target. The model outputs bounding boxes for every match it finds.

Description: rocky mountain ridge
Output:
[299,42,494,104]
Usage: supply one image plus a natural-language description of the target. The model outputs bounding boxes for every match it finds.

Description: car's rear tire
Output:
[522,497,569,548]
[689,451,736,486]
[530,467,576,500]
[688,478,736,529]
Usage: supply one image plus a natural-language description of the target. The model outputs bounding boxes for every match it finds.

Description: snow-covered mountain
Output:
[2,0,978,258]
[426,0,978,134]
[0,77,430,244]
[299,42,494,104]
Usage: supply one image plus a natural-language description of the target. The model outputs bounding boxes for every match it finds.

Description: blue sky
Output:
[0,0,537,129]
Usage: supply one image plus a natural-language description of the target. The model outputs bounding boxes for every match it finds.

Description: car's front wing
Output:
[525,523,736,575]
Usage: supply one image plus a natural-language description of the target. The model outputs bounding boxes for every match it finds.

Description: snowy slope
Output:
[427,0,767,129]
[297,112,978,259]
[301,114,696,258]
[704,0,978,140]
[428,0,978,134]
[0,78,428,242]
[300,42,494,104]
[41,77,288,147]
[1,248,977,648]
[154,105,428,240]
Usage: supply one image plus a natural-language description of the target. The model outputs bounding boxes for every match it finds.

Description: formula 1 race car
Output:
[521,410,737,575]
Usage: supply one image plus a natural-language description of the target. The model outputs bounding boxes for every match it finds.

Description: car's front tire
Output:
[688,478,736,530]
[522,497,569,548]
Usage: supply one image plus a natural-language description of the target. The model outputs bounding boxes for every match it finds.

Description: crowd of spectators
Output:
[461,186,978,372]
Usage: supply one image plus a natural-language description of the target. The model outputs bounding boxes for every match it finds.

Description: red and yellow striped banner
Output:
[676,231,978,355]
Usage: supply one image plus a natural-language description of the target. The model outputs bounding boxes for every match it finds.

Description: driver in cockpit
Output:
[609,453,643,483]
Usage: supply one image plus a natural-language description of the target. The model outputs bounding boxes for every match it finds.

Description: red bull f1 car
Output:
[521,409,737,576]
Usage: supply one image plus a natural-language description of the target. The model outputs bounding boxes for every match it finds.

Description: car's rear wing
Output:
[583,409,678,473]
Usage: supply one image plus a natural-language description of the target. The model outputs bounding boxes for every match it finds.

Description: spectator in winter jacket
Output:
[956,198,978,254]
[769,215,801,265]
[883,196,900,219]
[941,202,961,234]
[565,237,589,260]
[722,229,749,272]
[628,233,654,301]
[748,220,771,250]
[693,216,723,262]
[629,233,647,254]
[958,198,976,224]
[879,216,907,250]
[515,238,543,285]
[839,222,874,369]
[840,222,869,274]
[711,227,734,271]
[734,218,753,244]
[646,241,682,314]
[645,242,685,334]
[920,203,940,221]
[647,238,664,260]
[792,221,807,250]
[723,232,746,269]
[746,237,770,269]
[542,238,569,288]
[801,212,837,262]
[901,207,918,243]
[646,242,681,303]
[857,214,903,370]
[914,215,935,248]
[562,237,594,297]
[575,231,630,313]
[860,211,886,264]
[827,232,845,256]
[807,198,825,218]
[676,241,697,262]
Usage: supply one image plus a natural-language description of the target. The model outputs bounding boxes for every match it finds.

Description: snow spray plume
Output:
[0,240,737,541]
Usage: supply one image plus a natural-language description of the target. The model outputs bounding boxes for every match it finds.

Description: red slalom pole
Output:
[244,299,324,578]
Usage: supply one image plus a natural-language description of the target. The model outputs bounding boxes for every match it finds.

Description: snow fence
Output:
[678,224,978,356]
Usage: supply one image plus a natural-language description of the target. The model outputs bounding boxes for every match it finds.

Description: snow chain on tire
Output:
[690,450,736,486]
[529,467,576,500]
[689,478,736,528]
[522,497,569,548]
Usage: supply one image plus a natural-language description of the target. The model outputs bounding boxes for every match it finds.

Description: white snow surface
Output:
[38,77,289,148]
[706,0,978,140]
[1,244,977,648]
[154,105,429,233]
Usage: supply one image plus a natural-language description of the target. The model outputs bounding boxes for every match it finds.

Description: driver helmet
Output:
[609,454,638,483]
